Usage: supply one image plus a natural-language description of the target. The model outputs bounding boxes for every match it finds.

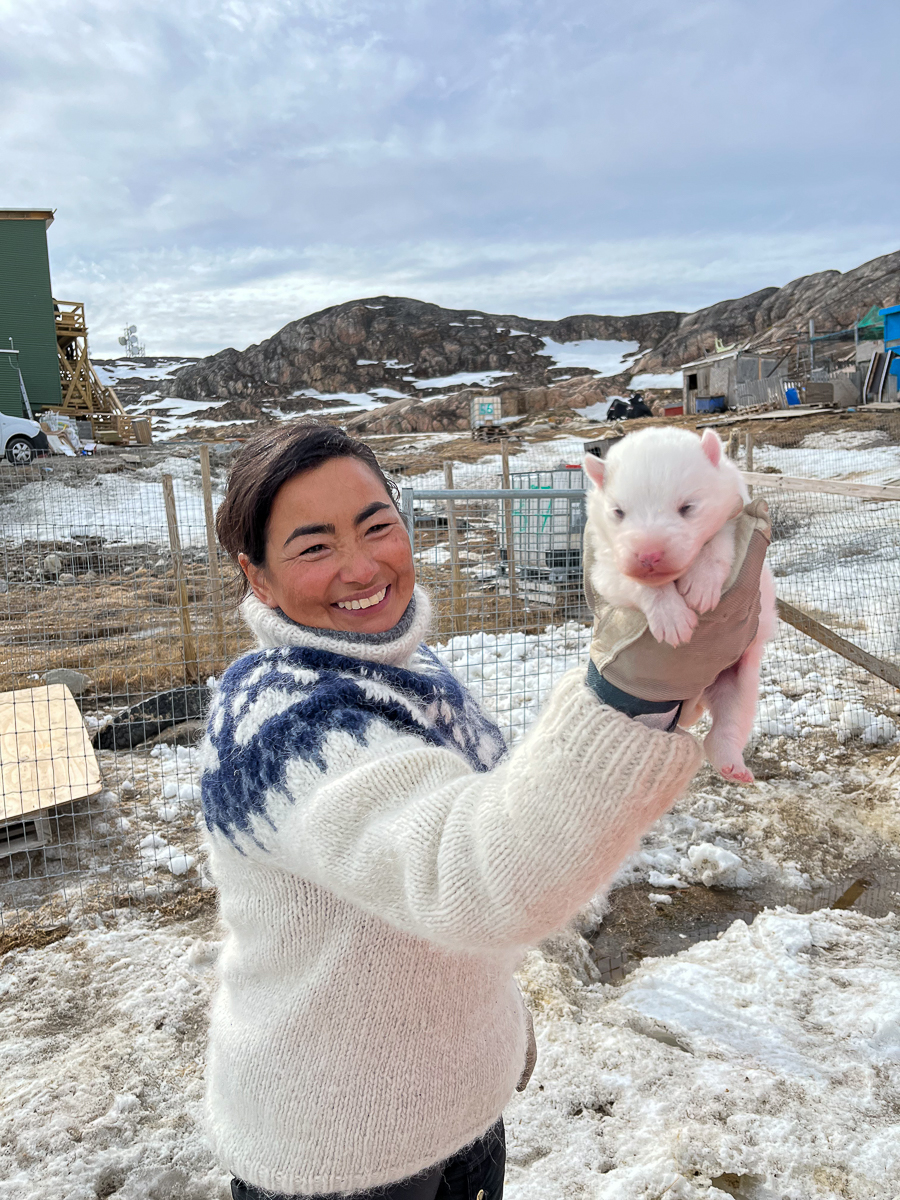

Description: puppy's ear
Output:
[583,453,606,488]
[700,429,723,467]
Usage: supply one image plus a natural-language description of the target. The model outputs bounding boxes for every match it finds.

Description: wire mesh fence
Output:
[0,445,251,935]
[411,476,900,753]
[1,425,899,952]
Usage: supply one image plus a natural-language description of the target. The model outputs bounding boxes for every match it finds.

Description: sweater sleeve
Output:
[230,667,702,951]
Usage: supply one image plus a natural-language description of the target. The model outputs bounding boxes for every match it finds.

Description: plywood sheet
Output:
[0,684,102,821]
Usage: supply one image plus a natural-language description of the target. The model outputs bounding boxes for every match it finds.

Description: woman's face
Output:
[240,456,416,632]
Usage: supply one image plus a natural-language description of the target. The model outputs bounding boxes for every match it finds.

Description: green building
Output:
[0,209,63,418]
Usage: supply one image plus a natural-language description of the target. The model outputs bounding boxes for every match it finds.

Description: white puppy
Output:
[583,426,776,782]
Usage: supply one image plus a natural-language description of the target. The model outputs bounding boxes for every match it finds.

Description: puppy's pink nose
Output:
[638,551,663,568]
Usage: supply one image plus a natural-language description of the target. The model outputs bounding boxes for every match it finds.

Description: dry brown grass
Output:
[0,572,254,698]
[0,921,70,958]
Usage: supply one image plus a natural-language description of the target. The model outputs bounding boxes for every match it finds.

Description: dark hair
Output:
[216,422,401,596]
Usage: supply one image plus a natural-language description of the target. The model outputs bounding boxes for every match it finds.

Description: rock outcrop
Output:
[342,376,628,437]
[161,297,681,404]
[345,392,472,436]
[631,249,900,373]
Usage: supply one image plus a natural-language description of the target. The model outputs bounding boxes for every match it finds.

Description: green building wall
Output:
[0,217,62,418]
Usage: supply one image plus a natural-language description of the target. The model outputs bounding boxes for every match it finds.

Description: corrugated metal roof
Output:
[679,347,768,371]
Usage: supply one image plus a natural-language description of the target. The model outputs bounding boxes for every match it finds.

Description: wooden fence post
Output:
[199,444,227,659]
[500,440,518,602]
[443,461,465,633]
[161,474,200,684]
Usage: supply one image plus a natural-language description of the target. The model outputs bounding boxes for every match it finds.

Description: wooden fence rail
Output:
[741,472,900,503]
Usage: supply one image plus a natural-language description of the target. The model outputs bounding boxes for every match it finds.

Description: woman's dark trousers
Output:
[231,1117,505,1200]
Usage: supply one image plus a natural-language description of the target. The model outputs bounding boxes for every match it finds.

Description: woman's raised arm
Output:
[205,667,701,951]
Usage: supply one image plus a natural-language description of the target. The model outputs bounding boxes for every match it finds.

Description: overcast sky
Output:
[2,0,898,357]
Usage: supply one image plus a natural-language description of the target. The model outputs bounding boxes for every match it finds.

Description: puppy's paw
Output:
[677,563,725,613]
[646,597,698,648]
[705,738,755,783]
[718,761,755,784]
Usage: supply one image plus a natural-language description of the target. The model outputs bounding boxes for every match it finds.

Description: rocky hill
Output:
[159,249,900,433]
[161,298,680,406]
[632,249,900,373]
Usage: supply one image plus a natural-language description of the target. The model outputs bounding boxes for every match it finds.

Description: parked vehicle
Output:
[0,413,49,464]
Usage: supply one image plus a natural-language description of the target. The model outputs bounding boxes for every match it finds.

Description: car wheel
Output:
[5,436,34,466]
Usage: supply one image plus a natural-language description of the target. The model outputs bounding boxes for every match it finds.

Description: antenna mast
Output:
[117,323,146,356]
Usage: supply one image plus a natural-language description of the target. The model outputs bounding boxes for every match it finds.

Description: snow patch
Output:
[410,370,514,390]
[538,338,639,375]
[574,400,613,422]
[628,372,683,389]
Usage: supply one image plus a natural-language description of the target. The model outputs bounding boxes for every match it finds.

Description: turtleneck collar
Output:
[240,586,432,669]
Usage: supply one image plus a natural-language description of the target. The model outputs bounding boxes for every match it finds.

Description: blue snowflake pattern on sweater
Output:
[201,643,508,844]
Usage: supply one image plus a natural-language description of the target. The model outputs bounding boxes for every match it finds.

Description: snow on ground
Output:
[7,617,897,934]
[126,398,249,440]
[752,428,900,485]
[434,621,592,744]
[124,400,240,439]
[3,904,898,1200]
[137,399,221,419]
[408,433,589,491]
[93,360,195,386]
[511,907,900,1199]
[627,752,900,901]
[433,621,900,897]
[287,387,392,410]
[411,369,514,389]
[0,911,226,1200]
[537,339,640,375]
[5,428,900,1196]
[628,372,683,389]
[415,434,900,750]
[0,739,211,930]
[1,433,897,911]
[129,387,399,438]
[0,455,223,546]
[575,399,616,421]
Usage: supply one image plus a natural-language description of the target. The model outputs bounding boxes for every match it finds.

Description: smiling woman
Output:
[238,457,413,630]
[216,423,415,632]
[201,421,703,1200]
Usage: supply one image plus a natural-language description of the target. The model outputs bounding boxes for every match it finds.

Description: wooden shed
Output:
[0,209,63,418]
[680,349,789,414]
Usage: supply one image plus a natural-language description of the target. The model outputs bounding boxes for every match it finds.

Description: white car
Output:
[0,413,49,465]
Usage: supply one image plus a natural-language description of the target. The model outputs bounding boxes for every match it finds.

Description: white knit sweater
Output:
[200,588,701,1196]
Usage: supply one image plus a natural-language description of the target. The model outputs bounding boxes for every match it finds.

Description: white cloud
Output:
[48,227,898,356]
[1,0,897,355]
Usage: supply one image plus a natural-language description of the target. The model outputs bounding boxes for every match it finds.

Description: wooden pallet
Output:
[0,684,102,858]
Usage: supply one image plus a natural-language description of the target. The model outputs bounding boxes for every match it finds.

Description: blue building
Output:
[880,305,900,396]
